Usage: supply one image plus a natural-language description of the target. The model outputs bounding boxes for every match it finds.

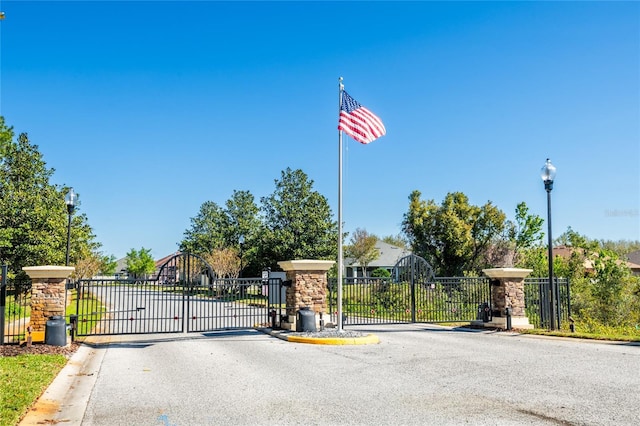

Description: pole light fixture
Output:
[540,159,557,330]
[238,234,245,278]
[65,187,78,266]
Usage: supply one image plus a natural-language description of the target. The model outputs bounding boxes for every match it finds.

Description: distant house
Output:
[553,246,640,276]
[155,252,180,272]
[113,257,129,279]
[345,240,411,278]
[625,250,640,268]
[110,252,181,280]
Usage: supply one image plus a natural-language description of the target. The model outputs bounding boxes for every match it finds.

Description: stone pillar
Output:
[23,266,75,342]
[472,268,534,330]
[276,259,335,331]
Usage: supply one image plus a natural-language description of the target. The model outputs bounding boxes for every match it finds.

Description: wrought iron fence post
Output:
[1,265,7,345]
[555,276,562,329]
[567,278,573,332]
[410,259,416,323]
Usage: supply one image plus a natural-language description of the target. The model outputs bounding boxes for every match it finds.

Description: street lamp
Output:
[64,188,78,266]
[540,159,557,330]
[238,234,245,278]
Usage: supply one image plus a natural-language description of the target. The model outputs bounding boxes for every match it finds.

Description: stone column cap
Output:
[277,259,335,272]
[22,265,75,279]
[482,267,533,279]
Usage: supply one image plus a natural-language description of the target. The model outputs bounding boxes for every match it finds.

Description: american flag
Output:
[338,90,386,144]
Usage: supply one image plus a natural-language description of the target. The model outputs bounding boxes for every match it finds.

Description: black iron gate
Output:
[75,253,284,336]
[329,254,491,325]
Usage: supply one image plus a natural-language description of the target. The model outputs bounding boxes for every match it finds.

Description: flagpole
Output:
[337,76,344,333]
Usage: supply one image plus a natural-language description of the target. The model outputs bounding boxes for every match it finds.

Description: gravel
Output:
[286,328,369,338]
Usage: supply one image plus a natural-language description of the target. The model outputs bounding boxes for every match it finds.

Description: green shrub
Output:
[371,268,391,278]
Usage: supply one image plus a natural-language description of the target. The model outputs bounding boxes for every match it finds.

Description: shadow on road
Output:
[80,329,268,348]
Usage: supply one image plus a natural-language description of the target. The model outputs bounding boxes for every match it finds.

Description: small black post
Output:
[69,314,78,342]
[505,307,512,331]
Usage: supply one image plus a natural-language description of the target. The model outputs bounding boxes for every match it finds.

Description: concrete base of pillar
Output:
[30,331,46,343]
[471,316,534,330]
[280,315,296,331]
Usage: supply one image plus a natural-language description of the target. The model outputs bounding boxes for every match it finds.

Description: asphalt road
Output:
[25,324,640,426]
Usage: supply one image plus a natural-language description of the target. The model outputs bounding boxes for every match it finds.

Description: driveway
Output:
[22,324,640,425]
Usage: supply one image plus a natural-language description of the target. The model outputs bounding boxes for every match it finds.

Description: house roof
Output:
[553,245,640,272]
[114,252,181,273]
[115,257,128,273]
[155,252,181,269]
[345,240,411,268]
[626,249,640,266]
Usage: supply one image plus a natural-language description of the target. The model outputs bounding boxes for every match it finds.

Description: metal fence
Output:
[524,277,571,330]
[1,265,32,345]
[328,277,491,325]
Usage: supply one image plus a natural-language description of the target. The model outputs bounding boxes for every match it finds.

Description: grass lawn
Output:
[0,290,98,426]
[520,328,640,342]
[0,354,67,426]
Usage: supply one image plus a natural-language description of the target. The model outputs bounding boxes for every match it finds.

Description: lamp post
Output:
[540,159,557,330]
[65,188,78,266]
[238,234,245,278]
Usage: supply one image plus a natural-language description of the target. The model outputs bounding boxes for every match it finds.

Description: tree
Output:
[125,247,156,279]
[100,254,118,275]
[505,201,544,265]
[402,191,506,276]
[553,229,640,328]
[345,228,379,277]
[259,168,338,268]
[73,252,103,280]
[179,191,262,274]
[224,190,261,276]
[0,117,99,277]
[598,240,640,258]
[202,247,241,279]
[519,228,640,330]
[381,234,408,249]
[179,201,228,254]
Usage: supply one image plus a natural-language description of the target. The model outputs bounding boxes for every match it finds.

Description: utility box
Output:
[296,307,317,332]
[45,315,67,346]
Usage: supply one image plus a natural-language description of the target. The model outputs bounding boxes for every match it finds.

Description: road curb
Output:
[19,337,109,426]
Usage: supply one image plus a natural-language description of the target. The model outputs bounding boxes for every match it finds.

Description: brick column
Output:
[23,266,75,342]
[474,268,534,330]
[277,260,335,331]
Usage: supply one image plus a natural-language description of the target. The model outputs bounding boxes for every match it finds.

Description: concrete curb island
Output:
[259,327,381,345]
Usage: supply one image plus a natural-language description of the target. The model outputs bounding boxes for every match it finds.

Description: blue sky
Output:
[1,1,638,260]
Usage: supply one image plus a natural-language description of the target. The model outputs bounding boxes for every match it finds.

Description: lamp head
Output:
[65,188,78,213]
[540,159,556,191]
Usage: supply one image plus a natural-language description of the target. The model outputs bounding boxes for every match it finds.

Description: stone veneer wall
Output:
[29,278,67,332]
[490,278,526,317]
[284,270,328,316]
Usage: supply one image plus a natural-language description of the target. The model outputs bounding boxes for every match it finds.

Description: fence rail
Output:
[524,277,571,330]
[328,277,491,325]
[1,267,32,345]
